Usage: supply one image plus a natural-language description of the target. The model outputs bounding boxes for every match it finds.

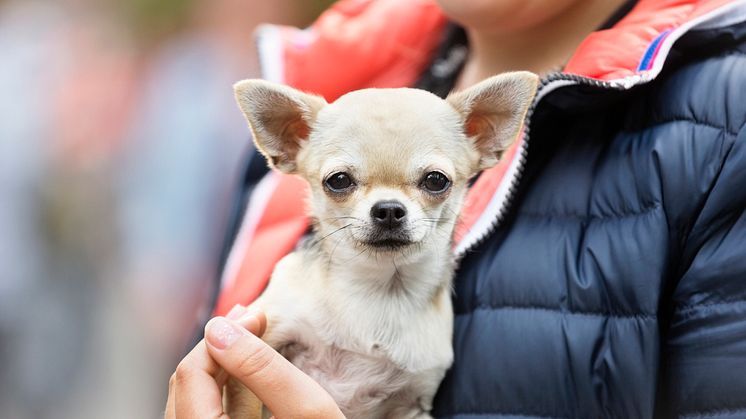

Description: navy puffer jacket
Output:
[208,3,746,418]
[432,15,746,419]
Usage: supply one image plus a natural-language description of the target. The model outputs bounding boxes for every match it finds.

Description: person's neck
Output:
[456,0,628,90]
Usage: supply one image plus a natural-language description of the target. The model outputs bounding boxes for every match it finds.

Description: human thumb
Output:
[204,316,342,418]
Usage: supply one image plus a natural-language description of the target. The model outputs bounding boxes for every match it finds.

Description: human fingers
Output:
[166,305,265,419]
[171,339,226,419]
[165,372,175,419]
[226,304,267,338]
[204,316,344,419]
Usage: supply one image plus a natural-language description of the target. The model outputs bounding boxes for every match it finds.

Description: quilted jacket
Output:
[208,0,746,417]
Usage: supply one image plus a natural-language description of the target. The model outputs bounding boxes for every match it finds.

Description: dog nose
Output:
[370,200,407,228]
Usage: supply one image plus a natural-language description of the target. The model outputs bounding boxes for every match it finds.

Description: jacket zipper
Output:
[455,72,635,258]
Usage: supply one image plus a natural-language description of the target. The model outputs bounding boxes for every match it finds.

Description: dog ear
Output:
[234,79,327,173]
[447,71,538,170]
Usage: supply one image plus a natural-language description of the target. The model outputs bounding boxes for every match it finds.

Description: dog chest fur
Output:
[253,250,454,418]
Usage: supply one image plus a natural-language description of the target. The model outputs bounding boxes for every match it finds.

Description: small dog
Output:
[227,72,538,418]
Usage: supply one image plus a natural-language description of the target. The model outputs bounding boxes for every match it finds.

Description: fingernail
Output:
[226,304,246,320]
[238,308,260,322]
[240,313,261,335]
[206,317,244,350]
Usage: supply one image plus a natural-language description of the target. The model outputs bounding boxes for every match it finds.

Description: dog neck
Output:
[317,236,454,310]
[307,232,455,370]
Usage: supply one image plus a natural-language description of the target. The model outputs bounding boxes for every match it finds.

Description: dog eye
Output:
[421,171,450,193]
[325,172,354,192]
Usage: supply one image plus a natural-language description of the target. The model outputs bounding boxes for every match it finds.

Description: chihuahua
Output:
[227,72,538,418]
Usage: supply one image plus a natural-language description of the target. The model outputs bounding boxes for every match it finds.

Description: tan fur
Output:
[229,72,538,418]
[223,378,264,418]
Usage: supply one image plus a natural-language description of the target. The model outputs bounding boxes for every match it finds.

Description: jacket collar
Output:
[565,0,743,81]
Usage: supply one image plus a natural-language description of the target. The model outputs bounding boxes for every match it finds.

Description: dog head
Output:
[234,73,538,260]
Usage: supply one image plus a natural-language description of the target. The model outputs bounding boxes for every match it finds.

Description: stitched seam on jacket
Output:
[675,299,746,315]
[678,140,735,244]
[679,119,745,262]
[443,410,566,419]
[455,304,656,320]
[680,406,746,418]
[624,116,739,137]
[517,202,661,222]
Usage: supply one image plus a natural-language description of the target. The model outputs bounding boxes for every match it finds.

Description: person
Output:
[166,0,746,417]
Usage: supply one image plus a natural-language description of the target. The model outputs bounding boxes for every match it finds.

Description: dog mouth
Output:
[359,225,414,251]
[365,238,413,250]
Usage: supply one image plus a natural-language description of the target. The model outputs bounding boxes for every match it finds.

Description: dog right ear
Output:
[447,71,538,171]
[234,80,327,173]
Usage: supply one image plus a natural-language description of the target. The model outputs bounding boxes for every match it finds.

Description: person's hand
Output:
[165,305,344,419]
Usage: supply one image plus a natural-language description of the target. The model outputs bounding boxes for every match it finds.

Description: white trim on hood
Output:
[255,24,285,84]
[220,171,279,290]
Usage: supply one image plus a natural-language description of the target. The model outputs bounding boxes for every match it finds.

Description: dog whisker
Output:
[311,223,353,248]
[323,216,364,222]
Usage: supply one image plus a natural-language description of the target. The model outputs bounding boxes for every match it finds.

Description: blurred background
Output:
[0,0,332,417]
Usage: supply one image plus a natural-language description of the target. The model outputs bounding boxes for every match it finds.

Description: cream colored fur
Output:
[228,72,538,418]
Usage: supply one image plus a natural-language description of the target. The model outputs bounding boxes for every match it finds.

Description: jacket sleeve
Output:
[659,121,746,418]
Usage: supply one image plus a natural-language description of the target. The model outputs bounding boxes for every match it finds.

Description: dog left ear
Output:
[234,79,327,173]
[447,71,539,170]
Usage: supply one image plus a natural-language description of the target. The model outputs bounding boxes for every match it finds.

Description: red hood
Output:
[255,0,447,102]
[215,0,741,315]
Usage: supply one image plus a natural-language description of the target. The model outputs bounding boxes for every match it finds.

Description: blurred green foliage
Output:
[308,0,338,16]
[117,0,195,43]
[115,0,337,44]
